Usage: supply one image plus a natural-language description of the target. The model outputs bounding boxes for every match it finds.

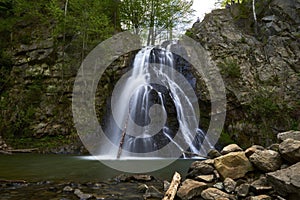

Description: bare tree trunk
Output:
[163,172,181,200]
[252,0,258,35]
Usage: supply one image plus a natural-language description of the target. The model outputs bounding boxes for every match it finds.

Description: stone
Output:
[163,180,170,192]
[267,162,300,197]
[267,143,279,152]
[250,176,273,194]
[236,183,250,197]
[247,195,272,200]
[213,182,224,190]
[279,138,300,164]
[214,152,253,180]
[277,130,300,142]
[262,15,276,22]
[132,174,153,181]
[143,186,163,199]
[245,145,265,157]
[221,144,243,155]
[249,150,282,172]
[195,174,214,183]
[201,188,235,200]
[223,177,237,193]
[208,149,222,158]
[177,179,208,200]
[74,189,93,200]
[138,184,148,193]
[63,186,73,192]
[187,161,215,178]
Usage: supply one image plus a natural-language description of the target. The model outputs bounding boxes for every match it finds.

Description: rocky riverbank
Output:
[1,130,299,200]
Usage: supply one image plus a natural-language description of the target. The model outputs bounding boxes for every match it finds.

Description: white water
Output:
[104,45,212,158]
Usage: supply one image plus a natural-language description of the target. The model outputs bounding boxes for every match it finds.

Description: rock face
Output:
[267,162,300,198]
[177,179,208,200]
[189,0,300,147]
[249,150,282,172]
[279,138,300,163]
[214,152,253,180]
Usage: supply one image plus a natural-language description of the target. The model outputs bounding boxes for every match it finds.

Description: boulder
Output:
[214,152,253,179]
[201,188,236,200]
[177,179,208,200]
[267,162,300,197]
[221,144,243,155]
[236,183,250,197]
[74,189,93,200]
[245,145,265,157]
[249,150,282,172]
[223,177,237,193]
[143,186,163,199]
[279,139,300,164]
[277,130,300,142]
[250,176,273,194]
[195,174,214,183]
[247,195,272,200]
[187,161,215,178]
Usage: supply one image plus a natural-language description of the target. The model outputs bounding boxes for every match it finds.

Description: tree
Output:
[120,0,194,45]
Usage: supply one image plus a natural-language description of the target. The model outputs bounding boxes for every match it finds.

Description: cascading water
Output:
[104,44,212,158]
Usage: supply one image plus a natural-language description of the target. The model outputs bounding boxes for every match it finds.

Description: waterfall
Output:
[104,44,211,158]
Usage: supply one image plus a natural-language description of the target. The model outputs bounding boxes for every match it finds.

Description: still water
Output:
[0,154,197,182]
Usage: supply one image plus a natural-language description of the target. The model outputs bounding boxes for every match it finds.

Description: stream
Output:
[0,154,197,199]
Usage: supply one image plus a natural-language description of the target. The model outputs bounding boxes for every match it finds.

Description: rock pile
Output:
[167,130,300,200]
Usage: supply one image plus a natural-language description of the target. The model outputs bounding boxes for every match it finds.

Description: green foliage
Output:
[218,131,235,146]
[218,58,241,78]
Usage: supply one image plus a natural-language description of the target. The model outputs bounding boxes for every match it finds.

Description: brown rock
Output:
[214,152,253,180]
[250,176,273,194]
[187,161,215,178]
[201,188,236,200]
[223,177,237,193]
[221,144,243,155]
[267,162,300,198]
[177,179,208,200]
[195,174,214,182]
[247,195,272,200]
[236,183,250,197]
[277,130,300,142]
[245,145,265,158]
[279,138,300,164]
[249,150,282,172]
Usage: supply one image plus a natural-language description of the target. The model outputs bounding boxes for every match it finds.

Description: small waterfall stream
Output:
[104,44,212,158]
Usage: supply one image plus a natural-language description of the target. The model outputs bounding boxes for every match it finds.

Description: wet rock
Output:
[187,161,215,178]
[214,152,253,179]
[132,174,153,181]
[223,177,237,193]
[221,144,243,155]
[236,183,250,197]
[163,180,170,192]
[279,138,300,164]
[143,186,163,199]
[114,174,153,182]
[63,186,74,192]
[195,174,214,183]
[74,189,93,200]
[250,176,273,194]
[213,182,224,190]
[247,195,272,200]
[208,149,222,158]
[138,184,148,193]
[177,179,208,200]
[277,130,300,142]
[201,188,235,200]
[245,145,265,158]
[267,162,300,198]
[249,150,282,172]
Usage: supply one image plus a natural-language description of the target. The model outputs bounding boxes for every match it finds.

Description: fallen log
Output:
[117,112,130,159]
[162,172,181,200]
[7,148,39,153]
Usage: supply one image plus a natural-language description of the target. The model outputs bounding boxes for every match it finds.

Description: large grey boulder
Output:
[214,152,253,180]
[249,150,282,172]
[177,179,208,200]
[279,138,300,164]
[267,162,300,198]
[277,130,300,142]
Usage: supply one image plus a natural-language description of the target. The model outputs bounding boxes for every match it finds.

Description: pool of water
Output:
[0,154,199,182]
